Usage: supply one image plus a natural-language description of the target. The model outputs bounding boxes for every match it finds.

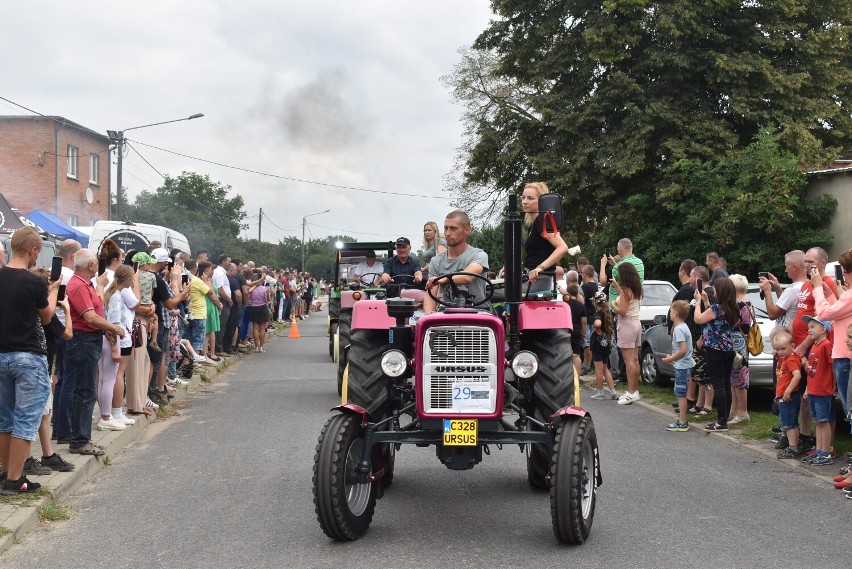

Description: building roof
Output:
[0,115,110,144]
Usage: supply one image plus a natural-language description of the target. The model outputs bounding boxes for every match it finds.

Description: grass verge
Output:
[627,382,852,454]
[0,487,52,507]
[0,525,11,537]
[38,501,71,522]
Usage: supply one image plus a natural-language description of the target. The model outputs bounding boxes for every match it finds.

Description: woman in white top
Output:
[97,265,137,430]
[420,221,447,280]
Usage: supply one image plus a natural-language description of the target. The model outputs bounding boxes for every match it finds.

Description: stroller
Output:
[177,343,195,379]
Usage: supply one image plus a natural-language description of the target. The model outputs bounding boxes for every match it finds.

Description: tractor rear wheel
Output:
[346,329,391,418]
[313,413,377,541]
[550,415,597,544]
[336,309,352,392]
[347,329,394,489]
[524,329,573,489]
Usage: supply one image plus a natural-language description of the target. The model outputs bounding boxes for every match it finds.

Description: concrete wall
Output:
[0,117,110,225]
[807,169,852,261]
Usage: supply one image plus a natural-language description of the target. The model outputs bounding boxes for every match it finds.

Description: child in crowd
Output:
[133,252,160,352]
[589,291,618,400]
[801,315,835,465]
[664,300,694,432]
[565,283,587,381]
[772,329,803,459]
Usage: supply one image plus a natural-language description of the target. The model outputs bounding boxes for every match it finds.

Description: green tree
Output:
[126,171,248,256]
[446,1,852,275]
[638,128,836,277]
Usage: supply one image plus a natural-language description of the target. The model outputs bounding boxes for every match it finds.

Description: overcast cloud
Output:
[2,0,493,244]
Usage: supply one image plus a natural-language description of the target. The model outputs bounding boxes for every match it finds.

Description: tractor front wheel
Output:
[550,416,597,545]
[313,413,377,541]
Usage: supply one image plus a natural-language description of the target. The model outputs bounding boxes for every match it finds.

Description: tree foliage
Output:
[126,171,248,257]
[638,128,836,277]
[445,1,852,276]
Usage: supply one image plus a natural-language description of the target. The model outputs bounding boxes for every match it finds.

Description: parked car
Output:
[640,284,776,387]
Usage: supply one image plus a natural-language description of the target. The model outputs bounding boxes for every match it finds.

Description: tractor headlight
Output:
[381,350,408,377]
[511,351,539,379]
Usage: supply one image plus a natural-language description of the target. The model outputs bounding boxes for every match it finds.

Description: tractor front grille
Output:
[421,326,497,414]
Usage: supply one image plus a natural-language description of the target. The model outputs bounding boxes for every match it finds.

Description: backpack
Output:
[745,304,764,356]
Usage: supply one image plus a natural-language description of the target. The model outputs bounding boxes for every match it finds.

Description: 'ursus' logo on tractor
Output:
[435,366,487,373]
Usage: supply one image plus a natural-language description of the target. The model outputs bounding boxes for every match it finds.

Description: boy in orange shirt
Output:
[801,315,835,465]
[773,330,803,459]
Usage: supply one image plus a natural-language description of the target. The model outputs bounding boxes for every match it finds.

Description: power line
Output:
[129,139,454,200]
[126,142,253,224]
[306,221,406,238]
[261,211,296,233]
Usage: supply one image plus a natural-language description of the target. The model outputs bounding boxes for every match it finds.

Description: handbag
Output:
[131,317,143,348]
[746,305,764,356]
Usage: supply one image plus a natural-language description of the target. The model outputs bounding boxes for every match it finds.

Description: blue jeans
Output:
[183,318,206,352]
[0,352,50,441]
[53,337,75,440]
[673,367,690,397]
[779,391,802,430]
[67,331,103,448]
[239,304,251,341]
[149,319,169,394]
[833,358,850,416]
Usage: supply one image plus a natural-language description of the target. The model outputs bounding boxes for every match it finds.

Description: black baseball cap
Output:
[395,237,411,246]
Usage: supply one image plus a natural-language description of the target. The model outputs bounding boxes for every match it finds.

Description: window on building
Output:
[90,217,98,226]
[67,145,78,178]
[89,153,99,185]
[67,214,78,226]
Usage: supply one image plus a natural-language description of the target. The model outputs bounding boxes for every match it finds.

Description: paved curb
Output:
[0,329,285,556]
[579,378,839,486]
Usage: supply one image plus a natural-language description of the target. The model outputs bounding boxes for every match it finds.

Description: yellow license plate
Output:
[443,419,477,446]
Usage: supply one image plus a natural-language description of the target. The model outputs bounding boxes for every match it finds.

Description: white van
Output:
[88,221,191,256]
[0,234,57,269]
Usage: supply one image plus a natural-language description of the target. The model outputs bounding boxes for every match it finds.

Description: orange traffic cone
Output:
[288,317,301,339]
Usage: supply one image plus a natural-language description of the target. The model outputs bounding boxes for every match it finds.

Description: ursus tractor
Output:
[313,195,601,544]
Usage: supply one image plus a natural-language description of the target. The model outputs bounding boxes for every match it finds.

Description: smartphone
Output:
[836,264,844,285]
[758,271,769,280]
[50,256,62,282]
[133,261,139,272]
[182,274,189,286]
[57,284,66,301]
[98,258,107,276]
[696,278,703,292]
[806,269,813,279]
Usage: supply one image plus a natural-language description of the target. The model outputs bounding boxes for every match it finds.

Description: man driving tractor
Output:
[423,210,489,314]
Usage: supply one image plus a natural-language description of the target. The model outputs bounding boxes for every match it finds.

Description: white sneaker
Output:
[617,392,641,405]
[145,398,160,409]
[97,417,127,431]
[589,392,605,400]
[192,354,206,363]
[113,412,136,425]
[171,377,190,386]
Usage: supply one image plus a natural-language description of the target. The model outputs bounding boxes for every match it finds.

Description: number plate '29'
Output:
[443,419,477,446]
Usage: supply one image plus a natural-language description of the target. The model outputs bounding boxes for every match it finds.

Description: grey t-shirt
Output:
[428,245,489,307]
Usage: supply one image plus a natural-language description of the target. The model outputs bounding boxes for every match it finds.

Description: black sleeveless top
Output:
[523,215,554,269]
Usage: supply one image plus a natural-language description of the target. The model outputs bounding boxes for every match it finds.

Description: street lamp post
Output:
[302,209,330,273]
[107,113,204,220]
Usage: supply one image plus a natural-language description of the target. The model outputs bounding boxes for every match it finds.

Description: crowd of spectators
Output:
[0,226,325,494]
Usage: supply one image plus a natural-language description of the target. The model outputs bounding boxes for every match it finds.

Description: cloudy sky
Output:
[2,0,494,244]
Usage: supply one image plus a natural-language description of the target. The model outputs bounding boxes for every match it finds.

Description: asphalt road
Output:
[2,314,849,569]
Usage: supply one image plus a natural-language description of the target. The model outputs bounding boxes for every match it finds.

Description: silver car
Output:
[640,285,776,386]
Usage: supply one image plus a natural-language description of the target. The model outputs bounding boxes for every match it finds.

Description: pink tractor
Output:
[313,195,601,544]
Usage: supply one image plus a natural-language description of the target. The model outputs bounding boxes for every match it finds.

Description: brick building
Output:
[0,116,110,227]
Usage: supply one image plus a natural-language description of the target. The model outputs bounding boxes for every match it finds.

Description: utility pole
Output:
[258,207,263,242]
[301,209,330,273]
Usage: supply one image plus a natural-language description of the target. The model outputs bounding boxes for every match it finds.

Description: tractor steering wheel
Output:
[350,272,383,289]
[426,271,494,309]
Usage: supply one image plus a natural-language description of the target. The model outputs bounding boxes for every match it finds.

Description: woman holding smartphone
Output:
[610,262,643,405]
[693,276,740,431]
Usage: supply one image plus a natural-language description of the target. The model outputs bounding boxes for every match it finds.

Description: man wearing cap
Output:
[379,237,423,286]
[350,251,383,286]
